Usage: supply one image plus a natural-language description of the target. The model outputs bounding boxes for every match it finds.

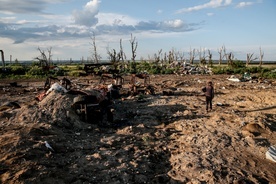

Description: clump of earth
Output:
[0,74,275,184]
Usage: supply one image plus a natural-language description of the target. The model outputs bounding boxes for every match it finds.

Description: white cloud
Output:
[224,0,232,5]
[236,2,254,8]
[207,13,214,16]
[162,19,184,29]
[176,0,233,13]
[0,17,17,23]
[16,20,28,24]
[72,0,100,27]
[97,13,139,26]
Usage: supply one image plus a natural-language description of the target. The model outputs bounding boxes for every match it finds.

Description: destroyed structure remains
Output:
[0,72,276,183]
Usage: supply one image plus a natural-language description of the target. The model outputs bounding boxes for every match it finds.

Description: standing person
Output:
[202,81,214,112]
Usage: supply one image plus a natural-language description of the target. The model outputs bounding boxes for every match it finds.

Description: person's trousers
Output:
[206,96,212,111]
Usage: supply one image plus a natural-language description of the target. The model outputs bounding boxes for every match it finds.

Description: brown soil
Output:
[0,74,276,184]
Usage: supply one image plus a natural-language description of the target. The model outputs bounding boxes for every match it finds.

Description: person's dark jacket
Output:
[205,86,214,98]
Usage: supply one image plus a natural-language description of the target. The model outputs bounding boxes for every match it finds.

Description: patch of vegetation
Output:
[259,68,276,79]
[1,58,275,79]
[26,66,46,76]
[10,65,27,75]
[211,61,276,78]
[230,60,246,69]
[67,70,86,77]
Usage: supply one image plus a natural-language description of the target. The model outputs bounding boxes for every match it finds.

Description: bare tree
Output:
[259,47,264,67]
[130,34,138,62]
[222,46,234,66]
[246,53,258,66]
[179,51,185,62]
[198,47,207,65]
[222,46,228,64]
[168,50,174,64]
[189,47,196,64]
[129,34,138,73]
[227,52,234,66]
[174,50,180,62]
[218,46,225,65]
[119,39,127,71]
[106,39,126,71]
[107,49,122,70]
[147,54,154,62]
[154,49,162,63]
[35,47,52,70]
[119,39,126,62]
[207,49,212,65]
[162,52,167,64]
[90,32,101,63]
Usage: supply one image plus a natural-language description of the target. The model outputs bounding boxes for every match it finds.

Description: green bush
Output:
[26,66,46,76]
[138,61,151,71]
[210,65,276,79]
[225,67,234,74]
[55,69,65,76]
[211,66,225,74]
[47,67,66,76]
[10,65,27,75]
[76,65,83,70]
[261,68,270,74]
[130,62,137,73]
[231,60,245,68]
[149,65,162,74]
[259,68,276,79]
[233,68,245,74]
[164,68,175,74]
[247,67,262,74]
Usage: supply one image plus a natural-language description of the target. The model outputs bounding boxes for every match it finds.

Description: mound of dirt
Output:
[0,74,276,184]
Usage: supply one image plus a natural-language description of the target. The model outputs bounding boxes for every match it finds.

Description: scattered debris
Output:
[10,82,22,87]
[46,82,68,95]
[177,63,212,75]
[45,141,55,152]
[266,145,276,163]
[216,102,223,106]
[241,72,252,81]
[228,75,241,82]
[0,101,21,111]
[71,87,113,125]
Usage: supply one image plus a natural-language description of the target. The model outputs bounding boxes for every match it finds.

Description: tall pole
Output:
[0,50,5,68]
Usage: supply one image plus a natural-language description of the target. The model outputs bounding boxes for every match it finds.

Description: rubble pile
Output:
[178,63,213,75]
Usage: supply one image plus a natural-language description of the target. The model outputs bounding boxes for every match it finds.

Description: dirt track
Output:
[0,74,276,184]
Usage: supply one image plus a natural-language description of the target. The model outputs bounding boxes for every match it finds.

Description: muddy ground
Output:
[0,74,276,184]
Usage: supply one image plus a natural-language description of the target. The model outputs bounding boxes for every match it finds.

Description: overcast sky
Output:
[0,0,275,61]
